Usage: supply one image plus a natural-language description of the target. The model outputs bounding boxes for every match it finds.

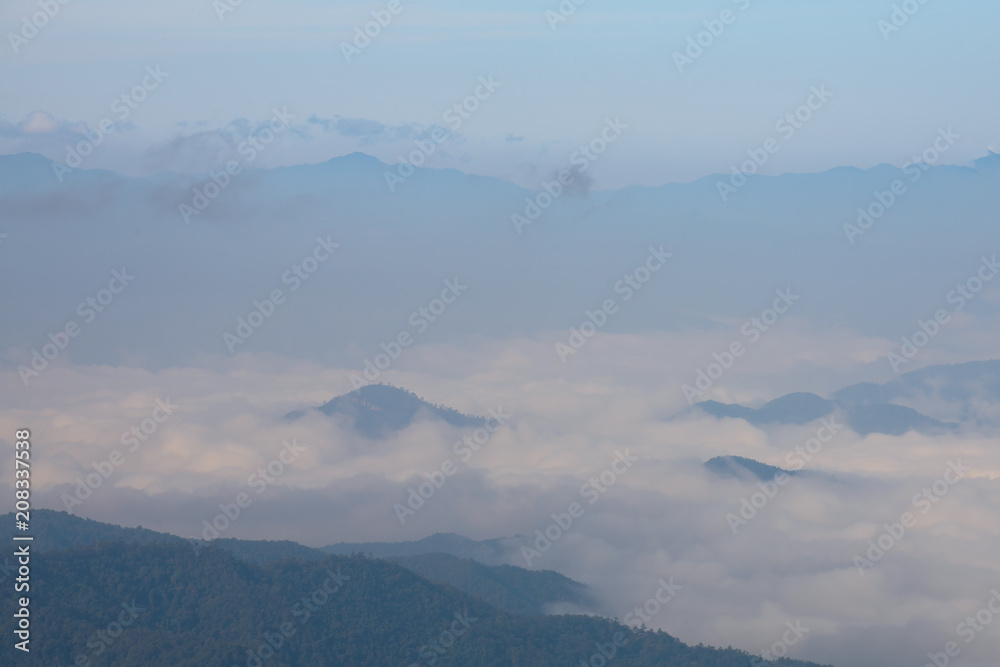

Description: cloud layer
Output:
[2,332,999,667]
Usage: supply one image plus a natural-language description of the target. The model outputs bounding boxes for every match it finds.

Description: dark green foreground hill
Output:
[1,513,832,666]
[2,510,590,617]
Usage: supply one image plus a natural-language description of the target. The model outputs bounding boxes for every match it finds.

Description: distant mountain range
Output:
[0,510,831,666]
[3,150,999,368]
[833,359,1000,418]
[693,360,1000,436]
[697,394,958,437]
[286,384,487,437]
[698,392,835,426]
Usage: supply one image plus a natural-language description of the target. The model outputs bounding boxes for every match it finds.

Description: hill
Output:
[323,531,523,566]
[390,552,596,616]
[3,151,999,368]
[689,359,1000,435]
[286,384,488,437]
[704,456,797,482]
[2,510,587,618]
[0,539,833,666]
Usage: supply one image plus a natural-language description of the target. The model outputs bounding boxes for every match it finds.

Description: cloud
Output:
[0,111,138,170]
[0,110,88,143]
[145,126,241,170]
[142,114,311,173]
[308,116,385,138]
[2,334,1000,667]
[307,114,459,147]
[19,111,64,135]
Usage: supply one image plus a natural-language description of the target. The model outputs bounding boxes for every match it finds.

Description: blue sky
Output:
[1,0,998,187]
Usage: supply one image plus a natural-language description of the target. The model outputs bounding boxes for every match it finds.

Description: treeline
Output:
[0,538,833,666]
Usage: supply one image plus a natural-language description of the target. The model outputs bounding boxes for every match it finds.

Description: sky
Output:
[2,0,999,188]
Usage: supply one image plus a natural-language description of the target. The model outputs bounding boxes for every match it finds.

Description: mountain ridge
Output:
[0,510,832,666]
[690,361,1000,435]
[4,148,999,195]
[285,383,488,437]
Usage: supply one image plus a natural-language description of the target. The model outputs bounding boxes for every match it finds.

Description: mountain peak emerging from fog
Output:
[699,392,835,425]
[692,361,1000,436]
[704,456,797,482]
[286,383,486,437]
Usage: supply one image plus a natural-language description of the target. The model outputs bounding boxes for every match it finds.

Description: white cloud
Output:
[1,332,999,667]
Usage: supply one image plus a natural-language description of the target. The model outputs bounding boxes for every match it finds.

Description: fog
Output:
[3,329,999,667]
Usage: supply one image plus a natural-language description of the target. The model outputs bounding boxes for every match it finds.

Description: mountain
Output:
[0,510,186,552]
[203,537,328,563]
[696,397,957,437]
[205,539,589,616]
[286,384,487,437]
[705,456,797,482]
[389,553,597,616]
[3,150,999,369]
[0,513,832,666]
[1,511,585,618]
[840,403,958,436]
[973,150,1000,171]
[324,531,522,566]
[698,393,835,425]
[833,359,1000,407]
[690,362,1000,435]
